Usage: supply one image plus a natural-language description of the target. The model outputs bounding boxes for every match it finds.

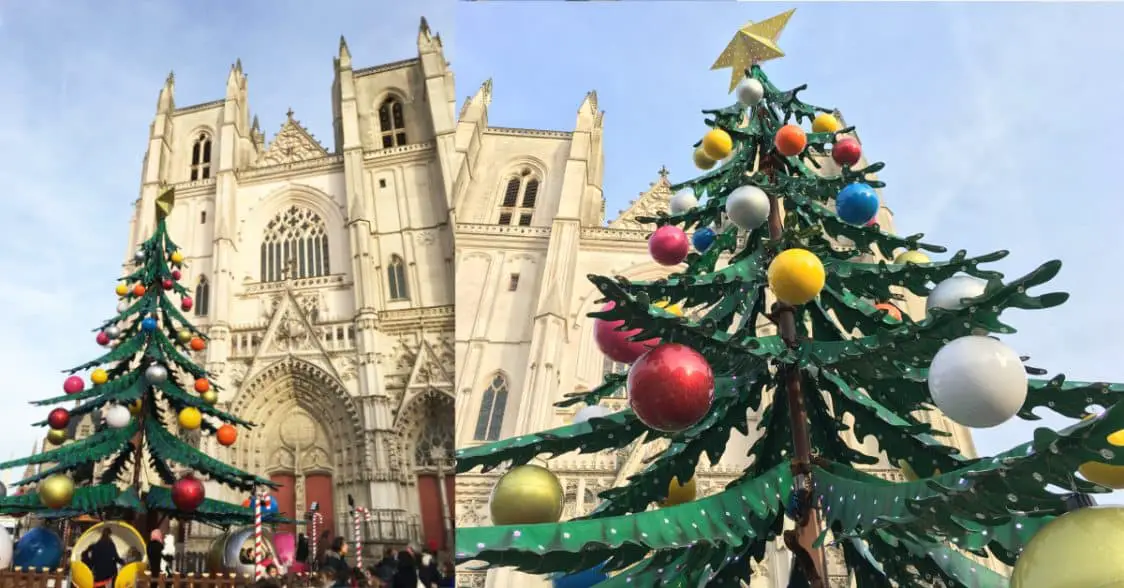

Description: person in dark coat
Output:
[373,547,397,584]
[321,537,351,587]
[87,527,125,584]
[146,529,164,577]
[296,534,310,564]
[417,550,441,587]
[390,550,418,588]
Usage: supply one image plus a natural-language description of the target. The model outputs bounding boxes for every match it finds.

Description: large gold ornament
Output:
[1076,415,1124,488]
[39,474,75,509]
[659,476,697,507]
[201,390,219,406]
[489,465,564,525]
[46,428,68,446]
[711,9,795,92]
[1010,506,1124,587]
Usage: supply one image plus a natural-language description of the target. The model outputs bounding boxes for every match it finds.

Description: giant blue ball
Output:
[691,227,717,252]
[13,527,63,570]
[553,564,608,588]
[835,183,880,225]
[141,317,157,332]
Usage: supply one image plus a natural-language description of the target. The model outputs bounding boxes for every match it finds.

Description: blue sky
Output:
[1,0,1123,504]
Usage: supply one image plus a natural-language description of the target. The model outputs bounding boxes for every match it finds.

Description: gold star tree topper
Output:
[711,9,795,93]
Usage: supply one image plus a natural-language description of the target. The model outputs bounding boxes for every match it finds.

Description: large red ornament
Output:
[832,137,862,167]
[593,301,658,364]
[172,474,206,512]
[162,278,174,290]
[171,270,182,281]
[627,343,715,432]
[96,331,110,346]
[47,408,70,430]
[181,297,194,312]
[648,226,689,266]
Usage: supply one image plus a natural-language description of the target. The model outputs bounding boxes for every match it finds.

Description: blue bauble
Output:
[553,564,608,588]
[13,527,63,569]
[141,317,157,332]
[835,183,880,225]
[250,495,280,515]
[691,227,717,252]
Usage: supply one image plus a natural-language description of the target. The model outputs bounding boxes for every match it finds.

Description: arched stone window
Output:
[387,255,409,300]
[260,206,330,282]
[190,132,212,180]
[378,97,407,148]
[497,168,539,226]
[473,374,509,441]
[194,275,211,317]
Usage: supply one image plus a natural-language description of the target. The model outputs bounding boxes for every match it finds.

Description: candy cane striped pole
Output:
[254,490,264,580]
[310,511,322,570]
[352,506,366,571]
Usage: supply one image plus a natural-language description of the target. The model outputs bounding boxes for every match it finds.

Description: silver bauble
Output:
[104,325,121,339]
[144,364,169,385]
[928,335,1027,428]
[116,301,129,313]
[926,275,987,314]
[736,77,765,106]
[134,249,146,263]
[104,404,132,429]
[573,405,612,424]
[669,188,698,215]
[725,186,771,231]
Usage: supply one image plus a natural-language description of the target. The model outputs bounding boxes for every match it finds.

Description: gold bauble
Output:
[1076,414,1124,488]
[46,428,68,446]
[178,407,202,430]
[1010,506,1124,588]
[201,390,219,405]
[128,399,143,415]
[693,147,717,170]
[893,250,930,265]
[489,465,564,525]
[176,329,193,344]
[39,474,75,509]
[659,476,697,507]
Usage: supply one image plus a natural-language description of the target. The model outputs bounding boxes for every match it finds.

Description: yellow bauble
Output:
[893,250,930,265]
[1010,506,1124,588]
[91,369,109,385]
[70,562,94,588]
[170,251,184,264]
[767,249,826,305]
[659,476,697,507]
[654,300,683,317]
[115,284,128,297]
[178,407,202,430]
[489,464,564,525]
[1075,413,1124,488]
[701,129,734,161]
[128,399,143,415]
[40,474,75,509]
[201,390,219,406]
[693,147,716,170]
[176,329,193,344]
[811,113,843,134]
[115,562,146,588]
[47,428,68,446]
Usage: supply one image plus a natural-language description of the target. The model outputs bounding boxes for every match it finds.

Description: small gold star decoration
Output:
[711,9,796,93]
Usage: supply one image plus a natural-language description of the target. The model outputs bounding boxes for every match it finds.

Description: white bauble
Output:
[736,77,765,106]
[0,526,11,569]
[573,405,612,424]
[725,186,771,231]
[669,188,698,215]
[926,275,987,314]
[104,325,121,339]
[104,405,132,429]
[145,365,169,385]
[117,301,129,313]
[928,335,1027,428]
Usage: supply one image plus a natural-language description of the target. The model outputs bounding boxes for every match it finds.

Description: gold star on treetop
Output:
[711,9,795,93]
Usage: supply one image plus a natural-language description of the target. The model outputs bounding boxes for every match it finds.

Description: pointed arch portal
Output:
[397,389,454,551]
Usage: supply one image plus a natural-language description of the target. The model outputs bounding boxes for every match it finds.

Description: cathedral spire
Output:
[156,71,175,113]
[338,35,352,69]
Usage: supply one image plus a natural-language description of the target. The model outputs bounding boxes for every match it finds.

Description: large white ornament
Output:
[736,77,765,106]
[573,405,612,424]
[105,404,132,429]
[144,365,169,385]
[928,335,1027,428]
[725,186,771,231]
[0,526,11,569]
[117,301,129,313]
[669,188,698,215]
[926,275,987,314]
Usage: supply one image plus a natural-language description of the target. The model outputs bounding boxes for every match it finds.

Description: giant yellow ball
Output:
[115,562,146,588]
[811,113,843,134]
[47,428,68,446]
[659,476,697,507]
[1010,506,1124,588]
[693,147,716,170]
[1076,414,1124,488]
[767,249,826,305]
[178,407,202,430]
[893,250,930,265]
[489,464,564,525]
[701,129,734,161]
[39,474,75,509]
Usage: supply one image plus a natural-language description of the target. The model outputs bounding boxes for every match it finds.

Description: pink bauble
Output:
[96,332,110,346]
[648,226,689,266]
[63,376,85,394]
[628,343,715,432]
[832,137,862,167]
[273,532,296,566]
[181,297,194,312]
[593,301,658,364]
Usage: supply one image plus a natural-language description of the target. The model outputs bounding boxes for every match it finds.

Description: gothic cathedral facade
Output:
[124,21,456,554]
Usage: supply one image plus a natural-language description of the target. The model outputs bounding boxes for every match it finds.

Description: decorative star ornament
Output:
[711,9,796,93]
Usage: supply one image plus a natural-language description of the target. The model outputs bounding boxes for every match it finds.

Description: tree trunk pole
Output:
[760,151,829,587]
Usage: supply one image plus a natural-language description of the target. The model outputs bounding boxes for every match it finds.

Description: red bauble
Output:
[172,474,206,512]
[648,225,689,266]
[593,301,658,364]
[96,331,110,346]
[162,278,174,290]
[627,343,714,433]
[831,137,862,167]
[47,408,70,430]
[63,376,85,394]
[181,297,194,312]
[171,270,182,281]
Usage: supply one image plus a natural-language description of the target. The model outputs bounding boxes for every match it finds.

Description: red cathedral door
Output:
[270,473,297,536]
[417,476,450,551]
[305,473,335,556]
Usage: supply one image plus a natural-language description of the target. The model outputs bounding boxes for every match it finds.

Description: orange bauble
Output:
[874,303,902,322]
[216,425,237,447]
[189,337,206,351]
[194,378,210,393]
[132,284,146,297]
[774,125,807,157]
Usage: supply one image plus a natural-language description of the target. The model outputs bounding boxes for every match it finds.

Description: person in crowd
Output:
[296,534,310,565]
[437,561,455,588]
[146,529,164,578]
[417,548,442,588]
[390,549,418,588]
[321,536,351,587]
[87,527,125,586]
[373,547,397,584]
